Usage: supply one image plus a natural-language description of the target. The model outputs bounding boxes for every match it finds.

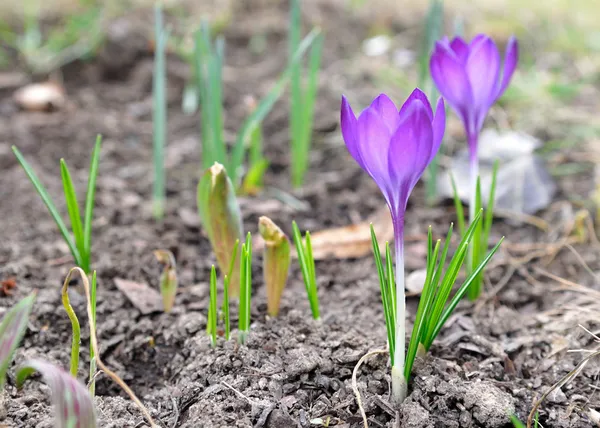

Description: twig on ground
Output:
[351,349,389,428]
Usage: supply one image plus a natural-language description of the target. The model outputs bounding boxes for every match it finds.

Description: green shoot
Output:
[197,163,243,296]
[12,135,102,274]
[223,241,239,341]
[207,266,218,347]
[89,271,97,396]
[451,161,499,300]
[152,4,169,219]
[61,274,81,378]
[371,210,503,389]
[0,293,36,390]
[259,217,291,317]
[154,250,178,313]
[17,360,97,428]
[192,20,321,187]
[241,97,269,194]
[292,221,320,320]
[238,232,253,344]
[289,0,324,187]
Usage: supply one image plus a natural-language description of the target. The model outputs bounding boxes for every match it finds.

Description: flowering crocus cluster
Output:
[341,89,445,401]
[430,34,518,218]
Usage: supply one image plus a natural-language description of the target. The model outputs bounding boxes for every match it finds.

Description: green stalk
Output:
[60,159,85,269]
[292,222,320,320]
[152,5,168,219]
[208,266,218,347]
[89,270,97,395]
[61,273,80,377]
[82,135,101,273]
[238,232,252,344]
[222,240,239,341]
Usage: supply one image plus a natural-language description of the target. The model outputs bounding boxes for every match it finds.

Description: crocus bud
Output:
[197,163,243,296]
[259,216,291,317]
[154,250,178,313]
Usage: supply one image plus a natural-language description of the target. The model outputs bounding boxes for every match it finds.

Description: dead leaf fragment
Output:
[308,206,394,260]
[1,277,17,296]
[114,278,162,315]
[13,81,66,112]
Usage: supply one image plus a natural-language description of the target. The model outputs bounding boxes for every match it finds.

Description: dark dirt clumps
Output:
[1,2,600,428]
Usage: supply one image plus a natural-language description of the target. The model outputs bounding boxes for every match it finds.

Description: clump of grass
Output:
[292,221,320,321]
[191,20,321,188]
[288,0,324,187]
[12,136,102,274]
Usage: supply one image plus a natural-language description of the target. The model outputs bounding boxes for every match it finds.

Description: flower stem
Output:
[392,216,407,403]
[468,133,479,225]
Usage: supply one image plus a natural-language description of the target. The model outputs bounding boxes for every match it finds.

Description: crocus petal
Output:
[368,94,400,133]
[356,108,393,192]
[469,34,488,49]
[449,37,469,64]
[398,88,433,122]
[430,42,473,118]
[465,36,500,129]
[340,96,364,169]
[495,36,519,100]
[387,101,433,206]
[430,97,446,163]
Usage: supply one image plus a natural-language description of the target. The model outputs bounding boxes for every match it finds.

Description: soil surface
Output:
[1,2,600,428]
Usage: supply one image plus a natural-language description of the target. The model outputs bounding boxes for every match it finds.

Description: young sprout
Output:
[259,217,291,317]
[241,96,268,194]
[154,250,178,313]
[89,271,97,396]
[371,213,503,403]
[197,162,243,296]
[191,20,321,188]
[61,275,81,377]
[17,359,97,428]
[238,232,253,344]
[291,221,320,321]
[288,0,324,187]
[152,4,169,219]
[0,293,36,391]
[207,265,218,347]
[12,135,102,274]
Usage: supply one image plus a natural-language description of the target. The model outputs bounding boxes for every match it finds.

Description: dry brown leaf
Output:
[309,206,393,260]
[114,278,162,315]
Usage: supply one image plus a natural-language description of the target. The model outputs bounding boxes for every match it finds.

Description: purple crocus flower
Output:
[340,89,445,399]
[430,34,518,217]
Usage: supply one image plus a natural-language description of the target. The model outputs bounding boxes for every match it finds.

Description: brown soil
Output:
[1,2,600,428]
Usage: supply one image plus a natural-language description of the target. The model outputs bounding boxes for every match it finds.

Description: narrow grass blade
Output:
[0,293,36,390]
[60,159,85,269]
[194,27,213,169]
[238,233,253,344]
[289,0,302,181]
[259,217,291,317]
[223,274,230,341]
[450,174,466,237]
[17,359,97,428]
[154,250,178,313]
[405,229,440,380]
[83,135,101,273]
[208,265,218,347]
[61,275,81,377]
[468,178,484,300]
[483,160,499,247]
[152,5,168,220]
[370,224,395,365]
[292,222,320,320]
[12,146,82,267]
[89,270,97,396]
[384,242,396,319]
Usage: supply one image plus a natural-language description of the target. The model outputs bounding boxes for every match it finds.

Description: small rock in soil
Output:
[401,401,431,427]
[462,380,515,428]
